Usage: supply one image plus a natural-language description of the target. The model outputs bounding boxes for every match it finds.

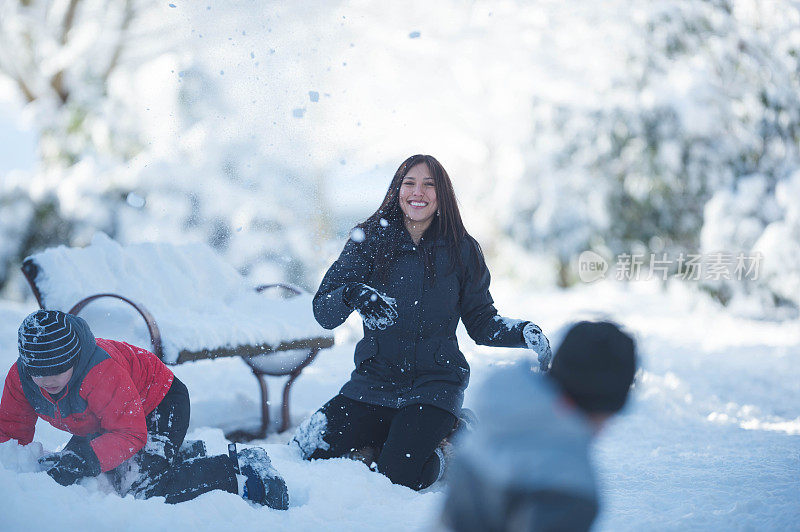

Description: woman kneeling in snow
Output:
[293,154,552,490]
[0,309,288,509]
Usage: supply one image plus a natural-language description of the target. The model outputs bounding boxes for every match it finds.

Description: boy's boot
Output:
[176,440,207,461]
[229,444,289,510]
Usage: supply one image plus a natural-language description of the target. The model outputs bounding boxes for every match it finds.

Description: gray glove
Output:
[523,322,552,372]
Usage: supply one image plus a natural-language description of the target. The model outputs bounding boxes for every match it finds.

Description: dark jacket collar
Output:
[396,222,447,251]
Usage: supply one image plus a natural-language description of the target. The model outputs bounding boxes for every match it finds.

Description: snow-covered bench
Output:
[21,233,333,438]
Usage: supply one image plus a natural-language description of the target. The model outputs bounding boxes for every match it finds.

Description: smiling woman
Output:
[398,163,438,241]
[293,154,553,491]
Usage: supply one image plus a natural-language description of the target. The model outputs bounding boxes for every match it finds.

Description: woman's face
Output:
[398,163,438,225]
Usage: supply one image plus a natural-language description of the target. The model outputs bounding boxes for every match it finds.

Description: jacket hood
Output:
[457,361,598,499]
[64,314,101,389]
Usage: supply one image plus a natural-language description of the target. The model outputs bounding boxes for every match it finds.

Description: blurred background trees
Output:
[491,0,800,311]
[0,0,170,285]
[1,0,798,315]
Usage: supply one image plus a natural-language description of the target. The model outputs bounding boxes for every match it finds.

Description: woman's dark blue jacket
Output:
[312,222,529,416]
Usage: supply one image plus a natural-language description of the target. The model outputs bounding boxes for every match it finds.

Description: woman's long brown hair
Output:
[359,154,477,284]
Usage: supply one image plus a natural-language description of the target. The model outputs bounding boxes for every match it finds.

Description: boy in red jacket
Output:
[0,309,288,509]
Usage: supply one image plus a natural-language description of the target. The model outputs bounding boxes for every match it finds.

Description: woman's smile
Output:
[399,163,438,228]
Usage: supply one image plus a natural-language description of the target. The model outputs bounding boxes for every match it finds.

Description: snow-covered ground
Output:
[0,280,798,531]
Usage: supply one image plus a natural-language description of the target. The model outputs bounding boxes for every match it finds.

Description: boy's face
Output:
[31,367,74,395]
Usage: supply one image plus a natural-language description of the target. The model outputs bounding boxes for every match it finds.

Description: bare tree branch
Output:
[102,0,135,87]
[50,0,82,104]
[15,76,37,103]
[50,71,68,104]
[0,3,40,103]
[61,0,81,45]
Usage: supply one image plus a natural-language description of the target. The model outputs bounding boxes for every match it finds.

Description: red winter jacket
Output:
[0,339,174,472]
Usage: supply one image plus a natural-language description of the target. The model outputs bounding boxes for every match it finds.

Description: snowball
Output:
[125,192,146,209]
[350,228,366,242]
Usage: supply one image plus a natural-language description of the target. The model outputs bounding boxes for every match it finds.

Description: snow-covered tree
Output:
[0,1,332,290]
[506,0,800,310]
[0,0,173,288]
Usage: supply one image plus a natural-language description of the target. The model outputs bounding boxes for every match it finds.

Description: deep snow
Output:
[0,280,798,531]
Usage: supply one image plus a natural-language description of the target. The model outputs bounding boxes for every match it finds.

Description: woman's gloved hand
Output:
[523,322,552,372]
[343,282,399,330]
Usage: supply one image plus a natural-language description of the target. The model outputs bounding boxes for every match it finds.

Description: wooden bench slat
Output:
[175,336,335,364]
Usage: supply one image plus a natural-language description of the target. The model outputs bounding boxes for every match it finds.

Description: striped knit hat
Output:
[18,310,82,377]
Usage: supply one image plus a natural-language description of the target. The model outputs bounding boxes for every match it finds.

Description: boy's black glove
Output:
[342,282,399,330]
[38,436,102,486]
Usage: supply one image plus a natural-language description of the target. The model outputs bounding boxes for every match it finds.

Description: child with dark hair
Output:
[0,309,288,509]
[442,320,637,532]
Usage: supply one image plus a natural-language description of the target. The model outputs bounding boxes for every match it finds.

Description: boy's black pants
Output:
[68,377,239,503]
[309,394,457,490]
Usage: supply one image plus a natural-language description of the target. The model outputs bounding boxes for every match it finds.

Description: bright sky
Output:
[0,94,36,175]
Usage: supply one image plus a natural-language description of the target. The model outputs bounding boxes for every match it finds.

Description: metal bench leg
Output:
[278,347,321,433]
[225,368,270,442]
[280,372,300,433]
[255,371,270,439]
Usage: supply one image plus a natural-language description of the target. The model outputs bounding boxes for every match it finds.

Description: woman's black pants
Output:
[309,394,457,490]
